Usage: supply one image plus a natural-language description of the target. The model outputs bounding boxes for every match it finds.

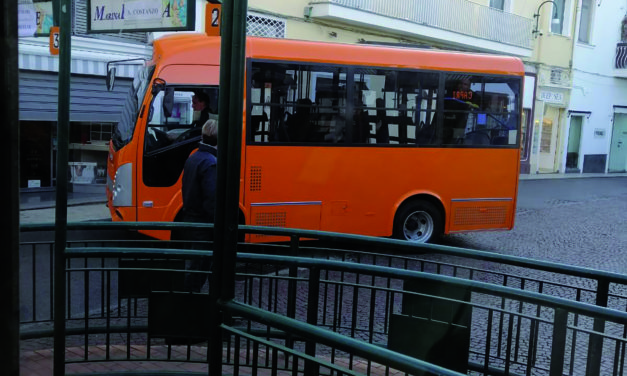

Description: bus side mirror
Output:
[106,67,116,91]
[163,88,174,118]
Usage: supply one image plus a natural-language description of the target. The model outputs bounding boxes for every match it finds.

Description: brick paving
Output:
[20,345,408,375]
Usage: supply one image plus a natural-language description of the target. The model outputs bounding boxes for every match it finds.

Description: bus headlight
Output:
[112,162,133,207]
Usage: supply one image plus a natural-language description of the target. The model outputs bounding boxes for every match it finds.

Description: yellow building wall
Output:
[249,0,421,45]
[250,0,308,19]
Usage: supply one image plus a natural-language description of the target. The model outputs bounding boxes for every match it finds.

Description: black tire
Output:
[393,199,443,243]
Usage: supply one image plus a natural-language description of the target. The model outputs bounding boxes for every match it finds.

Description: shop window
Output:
[540,120,553,153]
[521,109,531,160]
[70,122,114,144]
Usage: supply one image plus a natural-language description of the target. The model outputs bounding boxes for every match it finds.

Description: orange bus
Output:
[106,33,523,243]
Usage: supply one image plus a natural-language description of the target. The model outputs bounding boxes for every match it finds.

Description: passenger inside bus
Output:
[286,98,315,142]
[375,98,389,144]
[191,90,219,128]
[442,77,482,145]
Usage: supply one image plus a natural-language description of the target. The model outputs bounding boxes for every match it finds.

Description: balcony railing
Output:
[616,43,627,69]
[309,0,533,50]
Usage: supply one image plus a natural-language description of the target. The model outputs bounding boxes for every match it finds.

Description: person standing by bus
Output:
[181,119,218,292]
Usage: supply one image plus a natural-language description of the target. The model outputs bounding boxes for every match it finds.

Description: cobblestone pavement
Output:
[18,177,627,374]
[439,178,627,273]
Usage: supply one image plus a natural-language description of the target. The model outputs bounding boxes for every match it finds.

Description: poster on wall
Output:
[34,1,54,36]
[88,0,195,33]
[18,1,54,37]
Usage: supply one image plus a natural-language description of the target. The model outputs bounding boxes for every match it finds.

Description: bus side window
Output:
[249,62,348,145]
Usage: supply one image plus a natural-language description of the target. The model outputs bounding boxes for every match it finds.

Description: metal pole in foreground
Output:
[1,1,21,375]
[210,0,248,374]
[54,0,72,374]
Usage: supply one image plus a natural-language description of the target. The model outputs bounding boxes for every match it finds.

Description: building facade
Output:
[18,0,153,191]
[24,0,623,189]
[566,0,627,174]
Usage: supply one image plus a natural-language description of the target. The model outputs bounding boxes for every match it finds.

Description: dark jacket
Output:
[181,142,218,223]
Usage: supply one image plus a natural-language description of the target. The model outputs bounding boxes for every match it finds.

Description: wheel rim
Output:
[402,210,434,243]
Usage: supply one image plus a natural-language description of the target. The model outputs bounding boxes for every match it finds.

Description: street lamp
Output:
[532,1,561,38]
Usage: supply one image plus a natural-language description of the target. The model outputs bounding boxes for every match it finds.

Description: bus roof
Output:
[151,33,525,76]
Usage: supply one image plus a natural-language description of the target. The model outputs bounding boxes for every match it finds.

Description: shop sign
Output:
[88,0,195,33]
[539,90,564,104]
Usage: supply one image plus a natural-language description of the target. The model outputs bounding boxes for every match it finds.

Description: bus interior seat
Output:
[463,131,491,145]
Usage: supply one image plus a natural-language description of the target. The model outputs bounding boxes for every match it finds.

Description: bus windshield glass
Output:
[112,65,155,151]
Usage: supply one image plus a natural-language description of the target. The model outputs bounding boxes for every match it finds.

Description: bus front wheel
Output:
[394,200,443,244]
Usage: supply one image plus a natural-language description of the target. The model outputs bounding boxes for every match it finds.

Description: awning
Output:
[18,36,152,78]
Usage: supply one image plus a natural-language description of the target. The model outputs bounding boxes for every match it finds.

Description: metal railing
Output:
[308,0,534,49]
[18,221,627,375]
[616,43,627,69]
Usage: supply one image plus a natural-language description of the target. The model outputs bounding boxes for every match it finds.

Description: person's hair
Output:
[202,119,218,146]
[194,91,210,105]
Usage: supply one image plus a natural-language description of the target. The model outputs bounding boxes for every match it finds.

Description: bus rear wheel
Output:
[394,200,443,244]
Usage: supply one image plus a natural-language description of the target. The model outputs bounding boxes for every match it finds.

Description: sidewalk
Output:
[19,188,110,225]
[519,172,627,180]
[18,172,626,224]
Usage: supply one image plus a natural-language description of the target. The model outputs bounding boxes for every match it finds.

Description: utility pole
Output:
[53,0,71,374]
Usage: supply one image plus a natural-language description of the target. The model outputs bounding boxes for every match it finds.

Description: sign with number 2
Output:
[205,3,221,37]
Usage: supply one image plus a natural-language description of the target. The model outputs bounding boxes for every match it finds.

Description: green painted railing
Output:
[18,221,627,375]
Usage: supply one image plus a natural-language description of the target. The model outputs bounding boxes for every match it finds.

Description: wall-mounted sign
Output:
[18,1,54,37]
[539,90,564,104]
[204,2,221,36]
[594,128,606,138]
[34,1,54,36]
[18,1,37,37]
[49,26,59,55]
[88,0,195,33]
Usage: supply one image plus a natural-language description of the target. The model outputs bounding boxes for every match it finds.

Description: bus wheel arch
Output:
[393,195,445,244]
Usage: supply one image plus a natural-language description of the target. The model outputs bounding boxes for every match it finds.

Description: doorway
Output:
[609,113,627,173]
[566,116,583,173]
[538,106,560,173]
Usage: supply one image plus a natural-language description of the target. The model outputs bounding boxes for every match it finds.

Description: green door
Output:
[609,113,627,173]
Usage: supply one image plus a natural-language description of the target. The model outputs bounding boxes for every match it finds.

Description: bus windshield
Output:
[112,65,155,151]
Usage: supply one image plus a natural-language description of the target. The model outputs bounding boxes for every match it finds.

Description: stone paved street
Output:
[18,177,627,374]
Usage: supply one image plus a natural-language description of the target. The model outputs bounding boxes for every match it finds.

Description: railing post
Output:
[285,235,299,349]
[1,1,20,374]
[210,0,248,374]
[549,308,568,376]
[586,279,610,376]
[54,0,72,373]
[305,267,320,376]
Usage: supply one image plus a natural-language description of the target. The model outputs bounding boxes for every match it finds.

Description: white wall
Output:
[568,71,627,157]
[567,0,627,169]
